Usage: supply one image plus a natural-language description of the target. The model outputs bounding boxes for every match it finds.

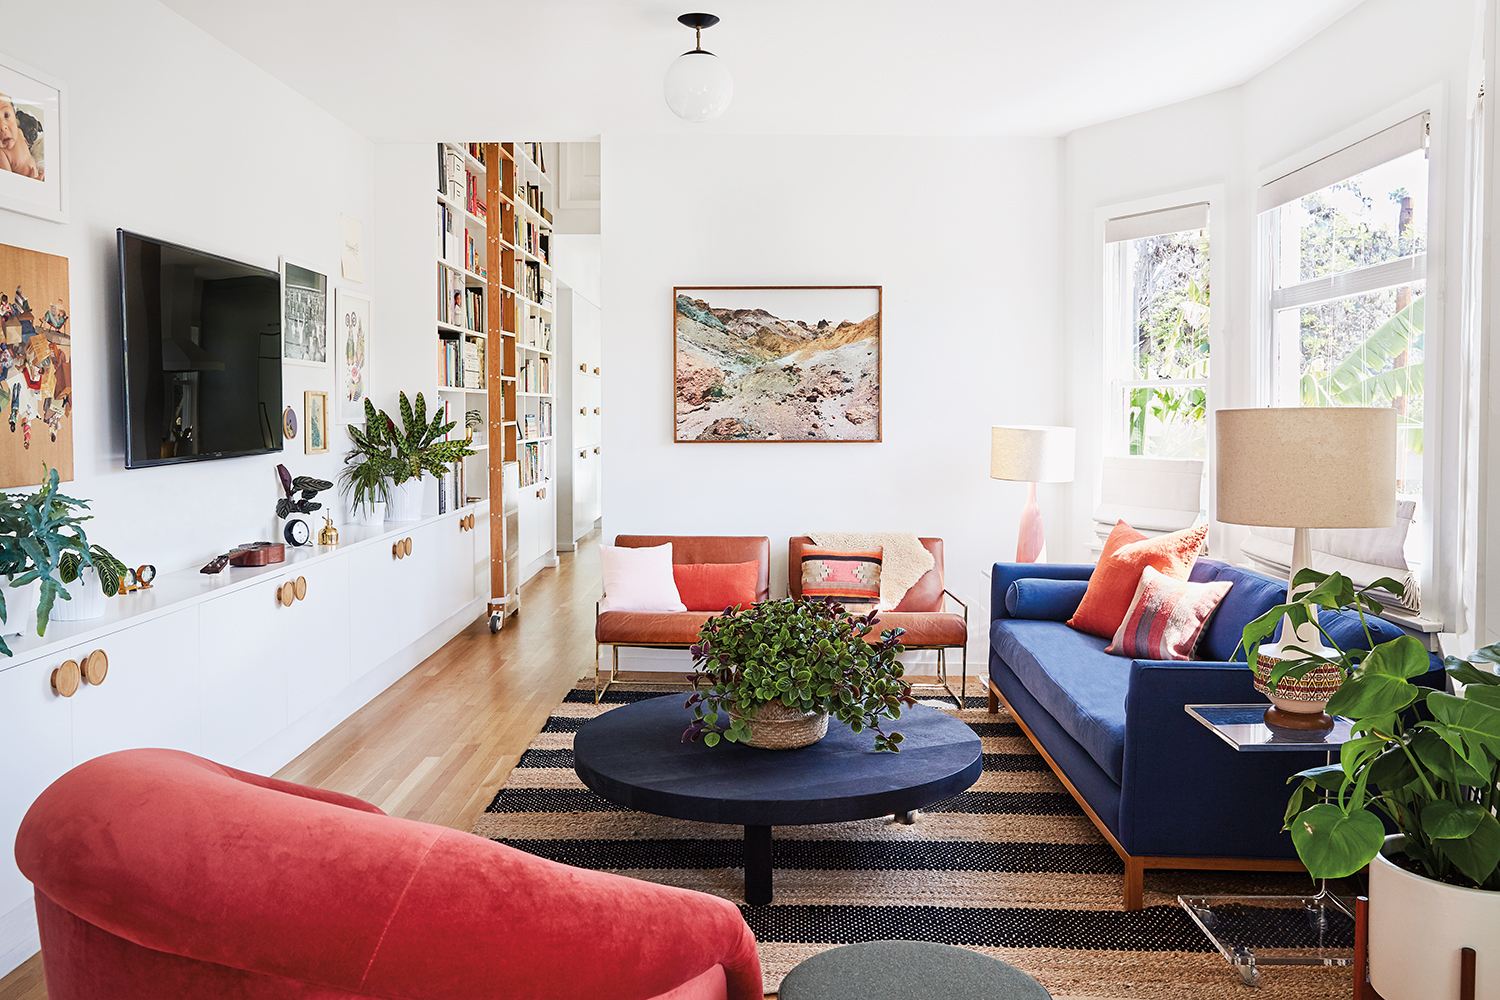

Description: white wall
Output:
[600,134,1065,634]
[1061,0,1477,632]
[4,0,376,577]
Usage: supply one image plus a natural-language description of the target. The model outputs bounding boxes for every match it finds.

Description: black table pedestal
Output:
[744,825,772,905]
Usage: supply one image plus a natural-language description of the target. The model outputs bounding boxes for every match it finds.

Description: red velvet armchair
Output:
[15,749,762,1000]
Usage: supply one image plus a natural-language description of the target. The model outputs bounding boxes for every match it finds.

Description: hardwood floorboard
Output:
[0,532,602,1000]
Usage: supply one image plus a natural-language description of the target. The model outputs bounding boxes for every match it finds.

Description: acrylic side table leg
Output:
[744,825,772,906]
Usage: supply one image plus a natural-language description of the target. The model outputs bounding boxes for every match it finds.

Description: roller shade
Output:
[1257,113,1429,214]
[1104,202,1209,243]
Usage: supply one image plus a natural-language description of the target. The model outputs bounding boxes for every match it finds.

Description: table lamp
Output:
[1216,407,1397,728]
[990,426,1076,563]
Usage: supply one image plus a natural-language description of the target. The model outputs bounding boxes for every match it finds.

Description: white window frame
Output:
[1252,88,1453,624]
[1095,185,1225,547]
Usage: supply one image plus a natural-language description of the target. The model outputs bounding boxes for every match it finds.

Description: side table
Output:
[1180,704,1358,986]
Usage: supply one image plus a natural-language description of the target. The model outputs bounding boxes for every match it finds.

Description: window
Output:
[1262,114,1429,497]
[1105,204,1210,459]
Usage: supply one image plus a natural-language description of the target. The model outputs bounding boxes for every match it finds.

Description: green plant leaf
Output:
[1326,668,1419,719]
[1422,800,1486,840]
[1288,802,1386,880]
[1432,812,1500,886]
[1447,655,1500,687]
[1426,691,1500,759]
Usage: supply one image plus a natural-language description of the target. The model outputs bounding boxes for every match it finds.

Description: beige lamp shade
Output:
[990,426,1076,483]
[1216,407,1397,528]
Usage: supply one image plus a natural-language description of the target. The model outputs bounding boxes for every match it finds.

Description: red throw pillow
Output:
[672,560,760,612]
[1067,521,1208,640]
[1106,566,1232,660]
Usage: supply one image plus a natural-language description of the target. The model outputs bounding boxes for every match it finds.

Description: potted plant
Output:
[1240,568,1406,727]
[0,468,122,651]
[53,542,129,622]
[340,394,475,523]
[1283,641,1499,1000]
[683,597,914,752]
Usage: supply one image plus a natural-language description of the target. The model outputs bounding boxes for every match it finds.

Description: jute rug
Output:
[471,684,1355,999]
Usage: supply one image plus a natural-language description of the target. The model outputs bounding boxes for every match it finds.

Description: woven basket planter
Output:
[1253,653,1343,715]
[729,701,830,749]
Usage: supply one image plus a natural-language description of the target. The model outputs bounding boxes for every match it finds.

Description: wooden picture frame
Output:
[304,390,329,455]
[280,257,328,367]
[673,285,882,443]
[0,55,67,224]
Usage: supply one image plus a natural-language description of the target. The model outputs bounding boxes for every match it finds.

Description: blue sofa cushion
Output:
[1005,579,1090,621]
[991,619,1126,783]
[1320,606,1407,651]
[1198,564,1287,662]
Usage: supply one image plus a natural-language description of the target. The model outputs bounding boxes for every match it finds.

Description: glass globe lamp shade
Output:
[664,50,733,123]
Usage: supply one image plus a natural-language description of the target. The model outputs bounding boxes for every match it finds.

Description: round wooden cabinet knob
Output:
[51,659,80,697]
[579,363,586,372]
[579,407,586,414]
[593,367,599,374]
[403,537,414,557]
[280,581,297,606]
[82,649,108,686]
[593,447,599,454]
[593,408,600,414]
[294,576,308,601]
[393,541,404,560]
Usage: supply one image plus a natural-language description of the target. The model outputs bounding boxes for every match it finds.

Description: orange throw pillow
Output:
[1067,521,1208,639]
[672,560,760,612]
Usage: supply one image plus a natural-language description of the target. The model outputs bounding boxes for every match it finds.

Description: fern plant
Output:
[0,467,120,654]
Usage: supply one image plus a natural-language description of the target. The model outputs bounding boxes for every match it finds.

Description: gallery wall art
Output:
[335,289,370,421]
[0,55,66,223]
[674,285,882,443]
[0,242,72,486]
[281,258,328,366]
[304,390,328,455]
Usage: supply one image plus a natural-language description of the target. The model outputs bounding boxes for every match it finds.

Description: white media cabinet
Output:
[0,502,490,977]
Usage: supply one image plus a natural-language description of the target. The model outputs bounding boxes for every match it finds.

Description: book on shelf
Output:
[523,414,537,440]
[463,339,482,387]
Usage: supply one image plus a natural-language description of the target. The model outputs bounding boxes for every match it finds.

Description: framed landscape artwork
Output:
[0,242,71,486]
[674,286,882,442]
[280,258,328,367]
[0,56,66,224]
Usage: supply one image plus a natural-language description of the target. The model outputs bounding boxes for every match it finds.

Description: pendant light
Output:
[664,13,733,123]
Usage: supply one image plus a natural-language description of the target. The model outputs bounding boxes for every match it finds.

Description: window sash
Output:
[1271,253,1426,310]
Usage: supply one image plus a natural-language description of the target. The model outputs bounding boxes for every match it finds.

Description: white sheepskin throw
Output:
[808,532,936,610]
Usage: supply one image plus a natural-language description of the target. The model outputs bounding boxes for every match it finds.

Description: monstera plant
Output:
[0,467,124,654]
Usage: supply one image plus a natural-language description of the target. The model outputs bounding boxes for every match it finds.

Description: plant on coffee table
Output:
[683,596,914,752]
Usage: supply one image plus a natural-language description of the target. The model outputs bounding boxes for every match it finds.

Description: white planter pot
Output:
[51,567,108,622]
[349,499,386,527]
[385,479,423,522]
[2,577,41,637]
[1370,834,1499,1000]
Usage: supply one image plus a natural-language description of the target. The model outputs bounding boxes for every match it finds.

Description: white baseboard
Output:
[0,896,38,980]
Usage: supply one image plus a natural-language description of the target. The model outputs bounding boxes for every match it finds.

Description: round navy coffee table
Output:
[572,695,982,905]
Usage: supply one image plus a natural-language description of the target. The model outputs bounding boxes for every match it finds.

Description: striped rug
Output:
[471,685,1354,999]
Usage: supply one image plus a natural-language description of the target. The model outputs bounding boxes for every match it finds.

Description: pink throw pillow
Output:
[1106,565,1232,660]
[598,543,686,612]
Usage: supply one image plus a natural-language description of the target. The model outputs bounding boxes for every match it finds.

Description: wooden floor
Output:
[0,534,605,1000]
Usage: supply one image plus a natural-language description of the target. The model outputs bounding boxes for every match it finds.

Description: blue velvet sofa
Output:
[987,557,1445,910]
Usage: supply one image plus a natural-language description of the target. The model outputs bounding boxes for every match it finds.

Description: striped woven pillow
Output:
[1107,565,1232,660]
[801,546,882,613]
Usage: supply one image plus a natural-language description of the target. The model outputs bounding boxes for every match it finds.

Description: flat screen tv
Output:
[118,230,283,468]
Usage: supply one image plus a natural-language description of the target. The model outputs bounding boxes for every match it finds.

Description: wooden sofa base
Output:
[988,679,1305,910]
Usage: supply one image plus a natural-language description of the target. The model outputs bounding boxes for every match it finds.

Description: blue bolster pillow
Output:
[1005,579,1090,621]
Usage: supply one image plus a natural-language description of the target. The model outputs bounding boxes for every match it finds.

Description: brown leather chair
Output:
[595,536,771,701]
[788,537,968,708]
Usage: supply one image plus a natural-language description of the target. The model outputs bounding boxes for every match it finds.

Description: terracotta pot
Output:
[729,701,829,749]
[1253,653,1343,716]
[1369,834,1498,1000]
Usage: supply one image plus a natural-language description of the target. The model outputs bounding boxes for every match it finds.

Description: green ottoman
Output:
[778,941,1052,999]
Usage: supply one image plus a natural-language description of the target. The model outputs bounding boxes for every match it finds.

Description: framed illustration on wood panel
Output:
[304,390,329,454]
[0,242,72,486]
[674,286,881,442]
[0,55,66,224]
[280,258,328,366]
[335,288,371,421]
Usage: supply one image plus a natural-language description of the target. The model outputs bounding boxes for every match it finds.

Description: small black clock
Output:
[283,517,312,547]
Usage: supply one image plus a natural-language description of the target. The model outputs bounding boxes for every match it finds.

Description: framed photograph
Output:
[0,242,72,486]
[335,288,371,421]
[673,285,882,443]
[304,390,329,455]
[280,257,328,366]
[0,56,65,224]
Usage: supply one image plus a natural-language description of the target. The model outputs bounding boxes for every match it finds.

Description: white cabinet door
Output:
[435,514,474,622]
[0,661,73,922]
[472,507,491,600]
[198,577,287,765]
[71,608,201,764]
[518,487,541,569]
[349,536,406,679]
[283,557,351,724]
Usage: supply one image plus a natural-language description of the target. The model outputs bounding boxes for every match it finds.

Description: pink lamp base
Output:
[1016,482,1045,563]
